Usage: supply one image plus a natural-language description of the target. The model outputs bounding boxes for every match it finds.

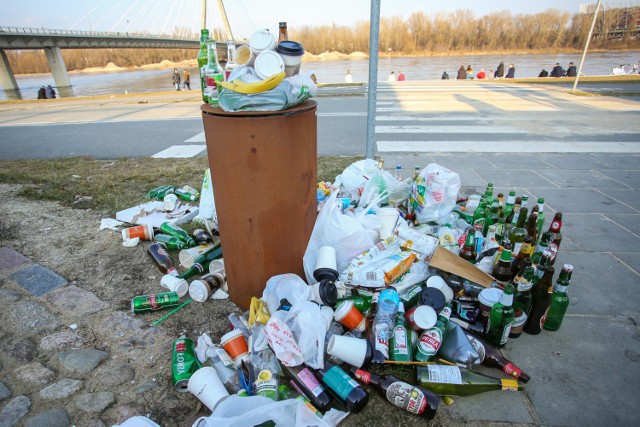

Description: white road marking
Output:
[376,125,526,134]
[376,140,640,153]
[184,131,205,143]
[151,145,206,158]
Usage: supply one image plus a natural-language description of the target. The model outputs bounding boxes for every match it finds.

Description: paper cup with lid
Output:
[249,29,276,55]
[275,40,305,76]
[405,305,437,331]
[160,275,189,298]
[254,50,285,79]
[314,246,338,281]
[235,45,255,67]
[310,279,338,306]
[220,329,249,365]
[478,288,503,327]
[334,300,366,332]
[426,275,454,303]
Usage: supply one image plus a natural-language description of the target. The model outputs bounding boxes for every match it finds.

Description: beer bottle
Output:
[281,364,333,412]
[511,235,533,280]
[197,29,210,102]
[159,222,197,247]
[313,362,369,413]
[483,201,500,237]
[278,21,289,43]
[520,195,529,216]
[491,245,512,288]
[335,294,373,314]
[547,212,563,265]
[449,317,486,335]
[154,234,190,250]
[147,242,178,277]
[507,206,528,256]
[526,208,538,245]
[486,283,515,347]
[179,245,223,280]
[543,264,573,331]
[192,229,212,245]
[351,368,439,419]
[524,265,555,335]
[494,207,506,245]
[462,332,530,382]
[417,365,524,397]
[503,191,516,219]
[531,231,552,268]
[536,198,545,243]
[459,228,477,264]
[472,201,487,232]
[390,303,411,362]
[415,304,452,362]
[497,192,504,206]
[511,264,534,338]
[204,38,225,106]
[504,196,521,237]
[483,183,494,206]
[174,188,199,202]
[146,185,175,200]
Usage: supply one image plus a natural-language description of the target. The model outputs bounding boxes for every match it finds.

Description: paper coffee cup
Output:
[427,275,454,303]
[406,305,437,331]
[220,329,249,365]
[122,224,154,241]
[235,45,255,67]
[320,306,334,329]
[377,207,399,240]
[275,40,304,77]
[254,50,285,79]
[187,367,230,411]
[189,279,211,302]
[160,275,189,298]
[328,335,370,368]
[314,246,338,281]
[163,194,179,212]
[179,244,215,268]
[249,29,276,55]
[209,258,225,275]
[334,300,366,332]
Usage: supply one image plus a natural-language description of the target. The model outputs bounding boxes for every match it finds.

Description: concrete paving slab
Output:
[474,169,557,188]
[551,251,640,317]
[597,154,640,170]
[606,189,640,212]
[560,213,640,252]
[506,317,640,427]
[430,155,497,171]
[599,170,640,188]
[612,252,640,275]
[532,188,637,214]
[10,264,67,297]
[604,213,640,233]
[0,247,31,270]
[536,169,631,189]
[538,154,612,170]
[489,154,557,170]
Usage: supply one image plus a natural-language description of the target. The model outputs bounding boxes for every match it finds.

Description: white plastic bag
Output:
[286,301,327,369]
[263,310,305,366]
[334,159,379,191]
[412,163,461,223]
[194,168,218,228]
[262,274,311,316]
[395,220,438,261]
[360,168,412,208]
[303,190,377,284]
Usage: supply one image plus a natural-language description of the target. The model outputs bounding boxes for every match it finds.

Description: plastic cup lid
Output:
[318,280,338,306]
[220,328,244,344]
[189,280,211,303]
[420,287,446,313]
[479,288,503,306]
[333,300,353,321]
[249,29,275,52]
[254,51,285,78]
[412,305,438,330]
[275,41,305,56]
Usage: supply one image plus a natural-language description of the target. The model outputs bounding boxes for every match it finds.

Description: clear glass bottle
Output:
[417,365,524,397]
[204,38,225,106]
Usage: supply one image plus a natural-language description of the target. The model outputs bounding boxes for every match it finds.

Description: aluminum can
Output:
[131,291,180,315]
[172,337,200,392]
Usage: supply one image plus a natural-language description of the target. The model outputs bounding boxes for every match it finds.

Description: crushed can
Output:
[172,337,201,392]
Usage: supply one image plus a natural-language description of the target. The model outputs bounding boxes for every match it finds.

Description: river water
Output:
[3,50,639,100]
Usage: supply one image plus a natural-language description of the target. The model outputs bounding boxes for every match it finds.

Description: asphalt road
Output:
[0,80,639,160]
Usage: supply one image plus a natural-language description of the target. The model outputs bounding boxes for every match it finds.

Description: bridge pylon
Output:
[0,50,19,91]
[44,47,71,88]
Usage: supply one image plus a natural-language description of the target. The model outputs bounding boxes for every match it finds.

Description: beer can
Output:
[131,291,180,315]
[172,337,200,392]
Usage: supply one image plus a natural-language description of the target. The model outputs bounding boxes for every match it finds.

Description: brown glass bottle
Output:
[526,208,538,246]
[504,196,521,237]
[511,236,534,280]
[547,212,563,265]
[463,331,530,382]
[147,242,178,276]
[278,22,288,43]
[351,368,439,419]
[459,228,477,264]
[491,244,513,288]
[524,265,555,335]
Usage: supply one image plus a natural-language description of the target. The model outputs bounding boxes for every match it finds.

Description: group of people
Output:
[538,62,577,78]
[387,70,406,82]
[442,61,515,80]
[37,85,56,99]
[172,68,191,91]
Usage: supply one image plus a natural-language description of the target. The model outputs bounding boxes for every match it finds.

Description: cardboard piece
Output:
[429,245,494,287]
[116,201,199,228]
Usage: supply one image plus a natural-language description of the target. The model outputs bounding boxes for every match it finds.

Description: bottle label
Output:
[500,321,513,345]
[255,370,278,400]
[386,382,428,415]
[510,312,527,336]
[517,281,532,292]
[393,327,409,355]
[548,243,559,261]
[466,335,486,362]
[322,366,357,401]
[555,284,568,293]
[417,327,442,356]
[550,220,561,231]
[441,306,452,321]
[500,378,519,391]
[353,369,371,384]
[215,348,235,368]
[426,365,462,384]
[503,363,523,379]
[375,334,390,359]
[513,242,523,256]
[520,242,533,255]
[540,307,550,329]
[298,367,326,397]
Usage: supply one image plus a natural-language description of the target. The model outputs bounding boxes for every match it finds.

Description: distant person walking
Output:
[45,85,56,99]
[550,63,564,78]
[172,68,181,91]
[183,69,191,90]
[506,64,516,78]
[388,71,396,82]
[397,71,406,81]
[457,66,466,80]
[442,71,449,80]
[37,86,46,99]
[345,69,353,83]
[566,62,577,77]
[495,62,505,78]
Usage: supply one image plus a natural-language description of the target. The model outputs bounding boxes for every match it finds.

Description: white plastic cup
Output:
[187,367,230,411]
[189,279,212,302]
[163,194,179,212]
[328,335,370,368]
[235,45,255,67]
[320,306,334,329]
[160,275,189,298]
[249,29,276,55]
[426,275,454,303]
[178,244,215,268]
[254,50,285,79]
[377,207,400,240]
[314,246,338,281]
[209,258,225,275]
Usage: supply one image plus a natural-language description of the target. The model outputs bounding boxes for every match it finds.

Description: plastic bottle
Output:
[372,295,398,363]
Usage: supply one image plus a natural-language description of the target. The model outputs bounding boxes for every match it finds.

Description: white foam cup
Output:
[178,244,215,268]
[249,29,276,55]
[235,45,255,67]
[377,207,400,240]
[187,367,230,411]
[209,258,225,275]
[160,275,189,298]
[254,50,285,79]
[314,246,338,281]
[427,275,454,303]
[328,335,370,368]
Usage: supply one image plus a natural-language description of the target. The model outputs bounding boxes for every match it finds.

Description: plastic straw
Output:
[150,298,192,327]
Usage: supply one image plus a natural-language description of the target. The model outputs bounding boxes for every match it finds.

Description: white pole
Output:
[365,0,381,159]
[572,0,602,94]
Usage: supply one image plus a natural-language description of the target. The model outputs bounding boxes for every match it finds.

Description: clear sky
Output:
[3,0,635,36]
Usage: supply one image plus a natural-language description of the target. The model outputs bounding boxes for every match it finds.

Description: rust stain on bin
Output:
[201,100,318,310]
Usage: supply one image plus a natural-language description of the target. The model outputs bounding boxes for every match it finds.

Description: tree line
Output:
[6,8,639,75]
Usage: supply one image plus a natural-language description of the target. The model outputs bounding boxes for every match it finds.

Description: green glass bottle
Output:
[494,207,506,244]
[146,185,175,200]
[486,283,515,347]
[335,294,373,314]
[483,201,500,237]
[472,201,487,232]
[536,198,545,243]
[417,365,524,397]
[179,245,223,280]
[154,234,190,250]
[503,190,516,219]
[511,264,534,338]
[491,245,512,288]
[459,228,477,264]
[543,264,573,331]
[483,183,494,206]
[204,38,225,106]
[507,206,528,256]
[504,196,521,238]
[391,303,411,362]
[197,29,209,102]
[159,222,197,247]
[531,231,552,268]
[415,304,452,362]
[174,188,199,202]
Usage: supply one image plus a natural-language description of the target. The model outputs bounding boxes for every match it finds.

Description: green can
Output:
[131,291,180,315]
[172,337,201,392]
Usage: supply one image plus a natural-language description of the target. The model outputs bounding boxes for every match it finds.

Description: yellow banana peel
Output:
[218,72,286,94]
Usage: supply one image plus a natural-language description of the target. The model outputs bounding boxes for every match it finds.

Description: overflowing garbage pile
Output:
[109,158,572,427]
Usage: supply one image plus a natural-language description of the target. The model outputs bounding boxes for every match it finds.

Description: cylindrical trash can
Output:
[201,100,317,310]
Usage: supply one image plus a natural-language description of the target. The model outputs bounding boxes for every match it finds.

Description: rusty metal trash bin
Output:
[201,100,318,310]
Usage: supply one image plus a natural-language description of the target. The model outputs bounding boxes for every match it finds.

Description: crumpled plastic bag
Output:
[262,310,305,366]
[286,301,327,369]
[360,168,412,208]
[395,220,438,261]
[411,163,461,223]
[194,168,218,229]
[334,159,379,192]
[262,274,311,316]
[192,395,346,427]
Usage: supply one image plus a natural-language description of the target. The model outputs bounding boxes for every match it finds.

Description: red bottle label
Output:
[354,369,371,384]
[503,363,522,379]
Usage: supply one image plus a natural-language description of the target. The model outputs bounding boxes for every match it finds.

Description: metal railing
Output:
[0,26,197,41]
